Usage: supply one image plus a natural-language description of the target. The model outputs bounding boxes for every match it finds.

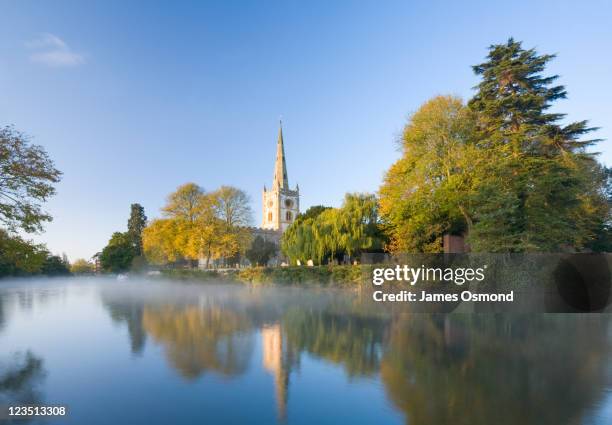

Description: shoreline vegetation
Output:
[158,265,364,285]
[1,38,611,279]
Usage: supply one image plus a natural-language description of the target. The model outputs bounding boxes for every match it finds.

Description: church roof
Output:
[273,121,289,189]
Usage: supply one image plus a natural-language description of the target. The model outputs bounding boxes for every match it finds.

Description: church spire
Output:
[273,120,289,189]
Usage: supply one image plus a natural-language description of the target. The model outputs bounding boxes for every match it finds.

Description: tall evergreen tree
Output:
[127,203,147,256]
[466,38,606,251]
[469,38,599,154]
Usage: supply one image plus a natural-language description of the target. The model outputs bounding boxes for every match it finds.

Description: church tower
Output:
[262,122,300,232]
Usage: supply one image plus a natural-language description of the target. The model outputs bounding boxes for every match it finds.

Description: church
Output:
[248,122,300,265]
[262,122,300,232]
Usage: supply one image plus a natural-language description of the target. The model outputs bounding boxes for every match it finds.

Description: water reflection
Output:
[381,315,612,425]
[97,283,612,424]
[262,324,299,421]
[142,306,253,379]
[0,294,5,332]
[103,300,147,355]
[0,351,46,408]
[283,310,387,376]
[1,280,607,424]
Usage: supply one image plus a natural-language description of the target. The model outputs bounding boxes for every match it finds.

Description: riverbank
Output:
[160,265,364,285]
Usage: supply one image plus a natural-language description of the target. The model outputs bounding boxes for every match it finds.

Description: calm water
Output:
[1,278,611,425]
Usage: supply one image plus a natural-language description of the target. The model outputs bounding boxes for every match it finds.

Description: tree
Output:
[338,193,386,261]
[40,254,71,276]
[281,194,385,264]
[0,229,46,276]
[127,203,147,256]
[467,38,607,251]
[246,235,278,266]
[296,205,331,223]
[100,232,135,273]
[379,96,479,252]
[71,258,94,274]
[213,186,253,227]
[143,184,254,268]
[209,186,253,266]
[380,41,609,253]
[143,218,184,265]
[0,126,62,233]
[162,183,206,224]
[585,165,612,252]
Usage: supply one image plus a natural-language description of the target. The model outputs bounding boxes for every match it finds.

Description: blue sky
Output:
[1,0,611,260]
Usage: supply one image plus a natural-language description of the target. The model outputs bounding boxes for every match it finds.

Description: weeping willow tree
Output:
[281,194,386,265]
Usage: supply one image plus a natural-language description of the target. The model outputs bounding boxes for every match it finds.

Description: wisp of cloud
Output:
[25,33,84,67]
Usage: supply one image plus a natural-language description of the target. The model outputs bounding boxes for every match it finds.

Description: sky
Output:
[1,0,611,261]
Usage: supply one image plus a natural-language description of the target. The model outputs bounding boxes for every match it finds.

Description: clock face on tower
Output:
[284,199,293,208]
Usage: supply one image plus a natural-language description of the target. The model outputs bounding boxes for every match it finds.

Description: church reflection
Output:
[261,324,299,421]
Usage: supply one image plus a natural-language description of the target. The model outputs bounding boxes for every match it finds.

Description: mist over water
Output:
[1,277,611,424]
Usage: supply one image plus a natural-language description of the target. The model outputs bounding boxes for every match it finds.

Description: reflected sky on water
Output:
[1,278,611,425]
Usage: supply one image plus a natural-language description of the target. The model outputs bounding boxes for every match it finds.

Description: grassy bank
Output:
[160,265,364,285]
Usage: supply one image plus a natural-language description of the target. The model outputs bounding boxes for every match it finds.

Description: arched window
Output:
[286,211,292,221]
[268,212,273,222]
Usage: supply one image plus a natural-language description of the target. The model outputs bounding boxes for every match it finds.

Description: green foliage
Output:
[466,38,606,252]
[245,235,277,266]
[282,194,385,265]
[236,265,362,285]
[586,166,612,252]
[100,232,135,273]
[70,258,94,274]
[380,39,610,253]
[157,265,363,285]
[127,203,147,256]
[296,205,331,223]
[0,126,62,233]
[160,268,223,281]
[0,229,46,276]
[0,229,69,277]
[40,254,71,276]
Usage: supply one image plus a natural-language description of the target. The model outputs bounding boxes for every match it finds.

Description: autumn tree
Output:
[162,183,206,223]
[213,186,253,227]
[142,183,254,268]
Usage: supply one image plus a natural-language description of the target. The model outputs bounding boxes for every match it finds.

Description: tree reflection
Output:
[380,314,612,425]
[0,351,46,408]
[104,301,148,355]
[0,295,5,332]
[283,309,387,376]
[142,306,253,379]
